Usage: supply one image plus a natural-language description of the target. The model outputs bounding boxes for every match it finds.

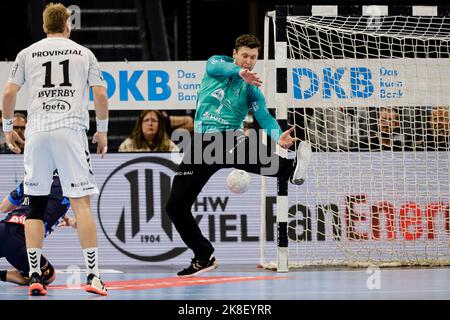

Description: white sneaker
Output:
[290,141,312,185]
[85,274,108,296]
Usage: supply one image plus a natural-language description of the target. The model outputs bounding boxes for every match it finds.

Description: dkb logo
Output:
[98,157,188,261]
[292,67,374,100]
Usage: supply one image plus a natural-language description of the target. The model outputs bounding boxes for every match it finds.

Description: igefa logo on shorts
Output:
[97,157,188,261]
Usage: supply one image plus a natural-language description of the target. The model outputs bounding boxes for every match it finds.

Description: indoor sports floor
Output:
[1,265,450,300]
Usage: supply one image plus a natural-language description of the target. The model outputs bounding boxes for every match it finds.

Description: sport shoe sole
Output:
[85,284,108,296]
[29,283,47,296]
[291,141,312,185]
[85,275,108,296]
[177,261,219,278]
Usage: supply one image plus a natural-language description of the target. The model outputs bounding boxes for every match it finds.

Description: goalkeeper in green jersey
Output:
[166,34,312,277]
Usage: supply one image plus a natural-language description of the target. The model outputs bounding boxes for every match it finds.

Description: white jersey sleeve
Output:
[8,49,26,87]
[87,49,105,87]
[11,37,107,137]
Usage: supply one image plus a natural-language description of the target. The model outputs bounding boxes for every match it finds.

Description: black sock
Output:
[0,270,7,282]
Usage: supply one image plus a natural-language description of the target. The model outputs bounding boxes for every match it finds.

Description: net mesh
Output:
[262,14,450,268]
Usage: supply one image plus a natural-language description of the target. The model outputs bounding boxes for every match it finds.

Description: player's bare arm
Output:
[2,83,24,154]
[0,196,17,213]
[92,85,109,158]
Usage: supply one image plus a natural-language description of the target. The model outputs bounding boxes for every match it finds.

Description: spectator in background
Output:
[0,112,26,153]
[370,107,409,151]
[306,107,364,151]
[118,110,179,152]
[426,106,449,150]
[0,112,5,145]
[400,106,427,150]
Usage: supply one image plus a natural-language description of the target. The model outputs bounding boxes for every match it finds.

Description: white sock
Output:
[27,248,42,277]
[83,248,99,277]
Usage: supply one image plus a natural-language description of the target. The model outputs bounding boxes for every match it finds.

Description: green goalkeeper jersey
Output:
[194,55,282,142]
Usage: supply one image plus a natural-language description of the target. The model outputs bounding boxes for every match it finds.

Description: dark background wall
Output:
[2,0,440,62]
[1,0,277,61]
[1,0,448,153]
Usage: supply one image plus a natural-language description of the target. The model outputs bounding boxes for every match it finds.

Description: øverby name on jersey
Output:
[38,89,76,98]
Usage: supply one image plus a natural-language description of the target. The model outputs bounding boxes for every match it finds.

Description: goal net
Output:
[261,8,450,268]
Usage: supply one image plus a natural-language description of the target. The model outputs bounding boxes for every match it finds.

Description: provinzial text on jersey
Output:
[31,49,82,58]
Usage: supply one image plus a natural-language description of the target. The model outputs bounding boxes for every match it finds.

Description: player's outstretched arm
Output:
[249,87,299,148]
[5,270,29,285]
[92,85,109,158]
[206,56,242,77]
[0,197,15,213]
[0,181,24,213]
[2,269,55,286]
[2,83,24,154]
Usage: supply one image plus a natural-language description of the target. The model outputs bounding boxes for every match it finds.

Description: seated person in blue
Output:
[0,172,74,285]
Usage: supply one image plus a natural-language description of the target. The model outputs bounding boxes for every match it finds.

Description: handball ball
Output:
[227,169,251,194]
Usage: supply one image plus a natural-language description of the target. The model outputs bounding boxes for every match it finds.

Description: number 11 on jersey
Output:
[42,59,72,88]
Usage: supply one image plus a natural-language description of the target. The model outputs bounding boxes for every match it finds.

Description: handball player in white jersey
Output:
[1,3,108,296]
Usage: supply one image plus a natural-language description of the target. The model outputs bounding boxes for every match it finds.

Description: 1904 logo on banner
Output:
[97,157,188,261]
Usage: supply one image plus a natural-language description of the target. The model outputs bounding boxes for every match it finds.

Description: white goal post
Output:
[260,5,450,271]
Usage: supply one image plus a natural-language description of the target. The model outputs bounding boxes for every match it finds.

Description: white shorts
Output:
[24,128,99,198]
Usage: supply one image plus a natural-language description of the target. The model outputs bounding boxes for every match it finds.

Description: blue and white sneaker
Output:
[290,141,312,185]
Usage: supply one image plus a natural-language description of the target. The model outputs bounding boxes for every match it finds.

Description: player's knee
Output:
[27,195,49,221]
